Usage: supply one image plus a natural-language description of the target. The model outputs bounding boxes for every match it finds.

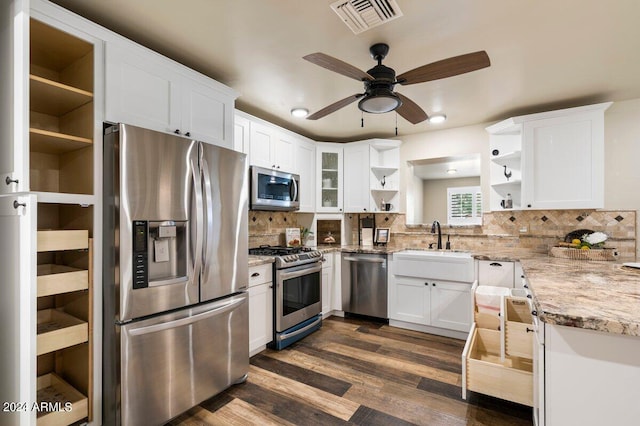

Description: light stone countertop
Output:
[248,255,274,267]
[250,245,640,336]
[518,256,640,335]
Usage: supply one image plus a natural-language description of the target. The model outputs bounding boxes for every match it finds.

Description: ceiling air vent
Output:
[330,0,403,34]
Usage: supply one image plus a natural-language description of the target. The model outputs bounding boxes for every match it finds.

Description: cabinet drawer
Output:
[37,373,88,426]
[464,325,533,407]
[37,264,89,297]
[37,309,88,356]
[478,260,514,287]
[249,263,272,287]
[37,230,89,252]
[505,297,533,359]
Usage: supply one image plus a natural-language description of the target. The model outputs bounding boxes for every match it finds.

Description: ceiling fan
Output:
[303,43,490,124]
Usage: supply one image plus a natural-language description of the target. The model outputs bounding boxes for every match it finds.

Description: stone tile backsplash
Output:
[249,209,637,257]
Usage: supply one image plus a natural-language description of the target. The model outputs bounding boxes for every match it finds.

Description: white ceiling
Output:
[51,0,640,142]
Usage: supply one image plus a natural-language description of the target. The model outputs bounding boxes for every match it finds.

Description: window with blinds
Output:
[447,186,482,225]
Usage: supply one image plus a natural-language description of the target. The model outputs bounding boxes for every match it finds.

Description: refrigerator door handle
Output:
[191,150,204,284]
[128,296,245,336]
[201,154,214,279]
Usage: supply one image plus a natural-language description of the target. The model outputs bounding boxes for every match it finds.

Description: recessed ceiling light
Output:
[446,168,457,174]
[429,114,447,124]
[291,108,309,118]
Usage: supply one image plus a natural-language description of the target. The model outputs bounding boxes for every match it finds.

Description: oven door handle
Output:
[278,262,322,281]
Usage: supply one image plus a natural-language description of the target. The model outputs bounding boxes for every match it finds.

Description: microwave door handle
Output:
[201,154,214,279]
[190,150,203,283]
[291,177,298,202]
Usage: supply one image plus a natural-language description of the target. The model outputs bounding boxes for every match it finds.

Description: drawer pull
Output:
[251,272,260,277]
[489,262,503,267]
[531,310,538,316]
[526,327,534,333]
[13,200,26,209]
[5,176,19,185]
[526,294,532,299]
[523,284,529,289]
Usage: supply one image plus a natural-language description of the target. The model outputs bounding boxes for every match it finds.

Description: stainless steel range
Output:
[248,245,323,349]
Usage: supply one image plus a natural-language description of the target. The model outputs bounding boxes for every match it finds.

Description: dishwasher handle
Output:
[343,256,385,263]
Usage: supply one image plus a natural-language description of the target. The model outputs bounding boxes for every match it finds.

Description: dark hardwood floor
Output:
[168,316,533,425]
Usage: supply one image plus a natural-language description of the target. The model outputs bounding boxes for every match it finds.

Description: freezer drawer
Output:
[119,293,248,426]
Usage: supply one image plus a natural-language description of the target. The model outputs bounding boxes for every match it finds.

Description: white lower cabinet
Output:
[248,264,273,356]
[543,324,640,426]
[431,280,473,332]
[389,276,471,334]
[389,276,430,324]
[321,253,333,316]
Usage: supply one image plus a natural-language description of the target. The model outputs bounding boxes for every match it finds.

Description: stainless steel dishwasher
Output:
[341,253,388,318]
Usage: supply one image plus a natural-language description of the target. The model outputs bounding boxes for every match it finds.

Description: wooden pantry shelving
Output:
[35,202,93,426]
[36,309,88,356]
[29,19,94,196]
[36,373,88,426]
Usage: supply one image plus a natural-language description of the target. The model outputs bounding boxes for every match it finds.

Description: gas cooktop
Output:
[249,245,323,268]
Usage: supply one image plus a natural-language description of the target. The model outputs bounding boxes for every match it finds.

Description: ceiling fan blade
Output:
[396,51,490,85]
[303,52,374,81]
[307,94,363,120]
[395,93,428,124]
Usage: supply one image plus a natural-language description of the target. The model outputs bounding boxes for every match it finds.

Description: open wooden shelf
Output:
[30,75,93,117]
[37,264,88,298]
[37,373,88,426]
[30,128,92,155]
[37,309,88,356]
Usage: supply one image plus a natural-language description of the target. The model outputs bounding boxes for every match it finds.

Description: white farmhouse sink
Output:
[395,250,472,259]
[392,249,475,282]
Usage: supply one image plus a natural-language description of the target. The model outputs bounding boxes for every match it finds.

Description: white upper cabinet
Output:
[294,138,316,212]
[342,139,401,213]
[248,121,295,171]
[105,40,236,148]
[521,110,605,209]
[343,142,371,213]
[233,113,250,154]
[181,76,234,147]
[487,102,611,211]
[316,144,343,213]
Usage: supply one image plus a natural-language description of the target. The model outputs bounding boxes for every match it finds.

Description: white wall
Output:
[399,123,490,224]
[422,176,481,224]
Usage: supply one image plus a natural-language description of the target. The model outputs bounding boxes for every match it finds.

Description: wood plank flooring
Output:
[168,316,533,425]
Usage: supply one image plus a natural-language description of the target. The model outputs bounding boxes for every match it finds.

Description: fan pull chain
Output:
[395,112,398,136]
[361,111,364,128]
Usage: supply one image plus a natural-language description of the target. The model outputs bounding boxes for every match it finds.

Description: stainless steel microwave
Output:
[250,166,300,211]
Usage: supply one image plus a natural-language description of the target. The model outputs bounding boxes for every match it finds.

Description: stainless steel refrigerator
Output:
[103,123,249,426]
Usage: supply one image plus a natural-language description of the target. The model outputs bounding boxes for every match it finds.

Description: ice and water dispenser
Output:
[132,220,188,288]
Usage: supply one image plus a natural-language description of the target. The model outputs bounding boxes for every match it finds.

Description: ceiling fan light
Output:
[358,93,401,114]
[429,114,447,124]
[290,108,309,118]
